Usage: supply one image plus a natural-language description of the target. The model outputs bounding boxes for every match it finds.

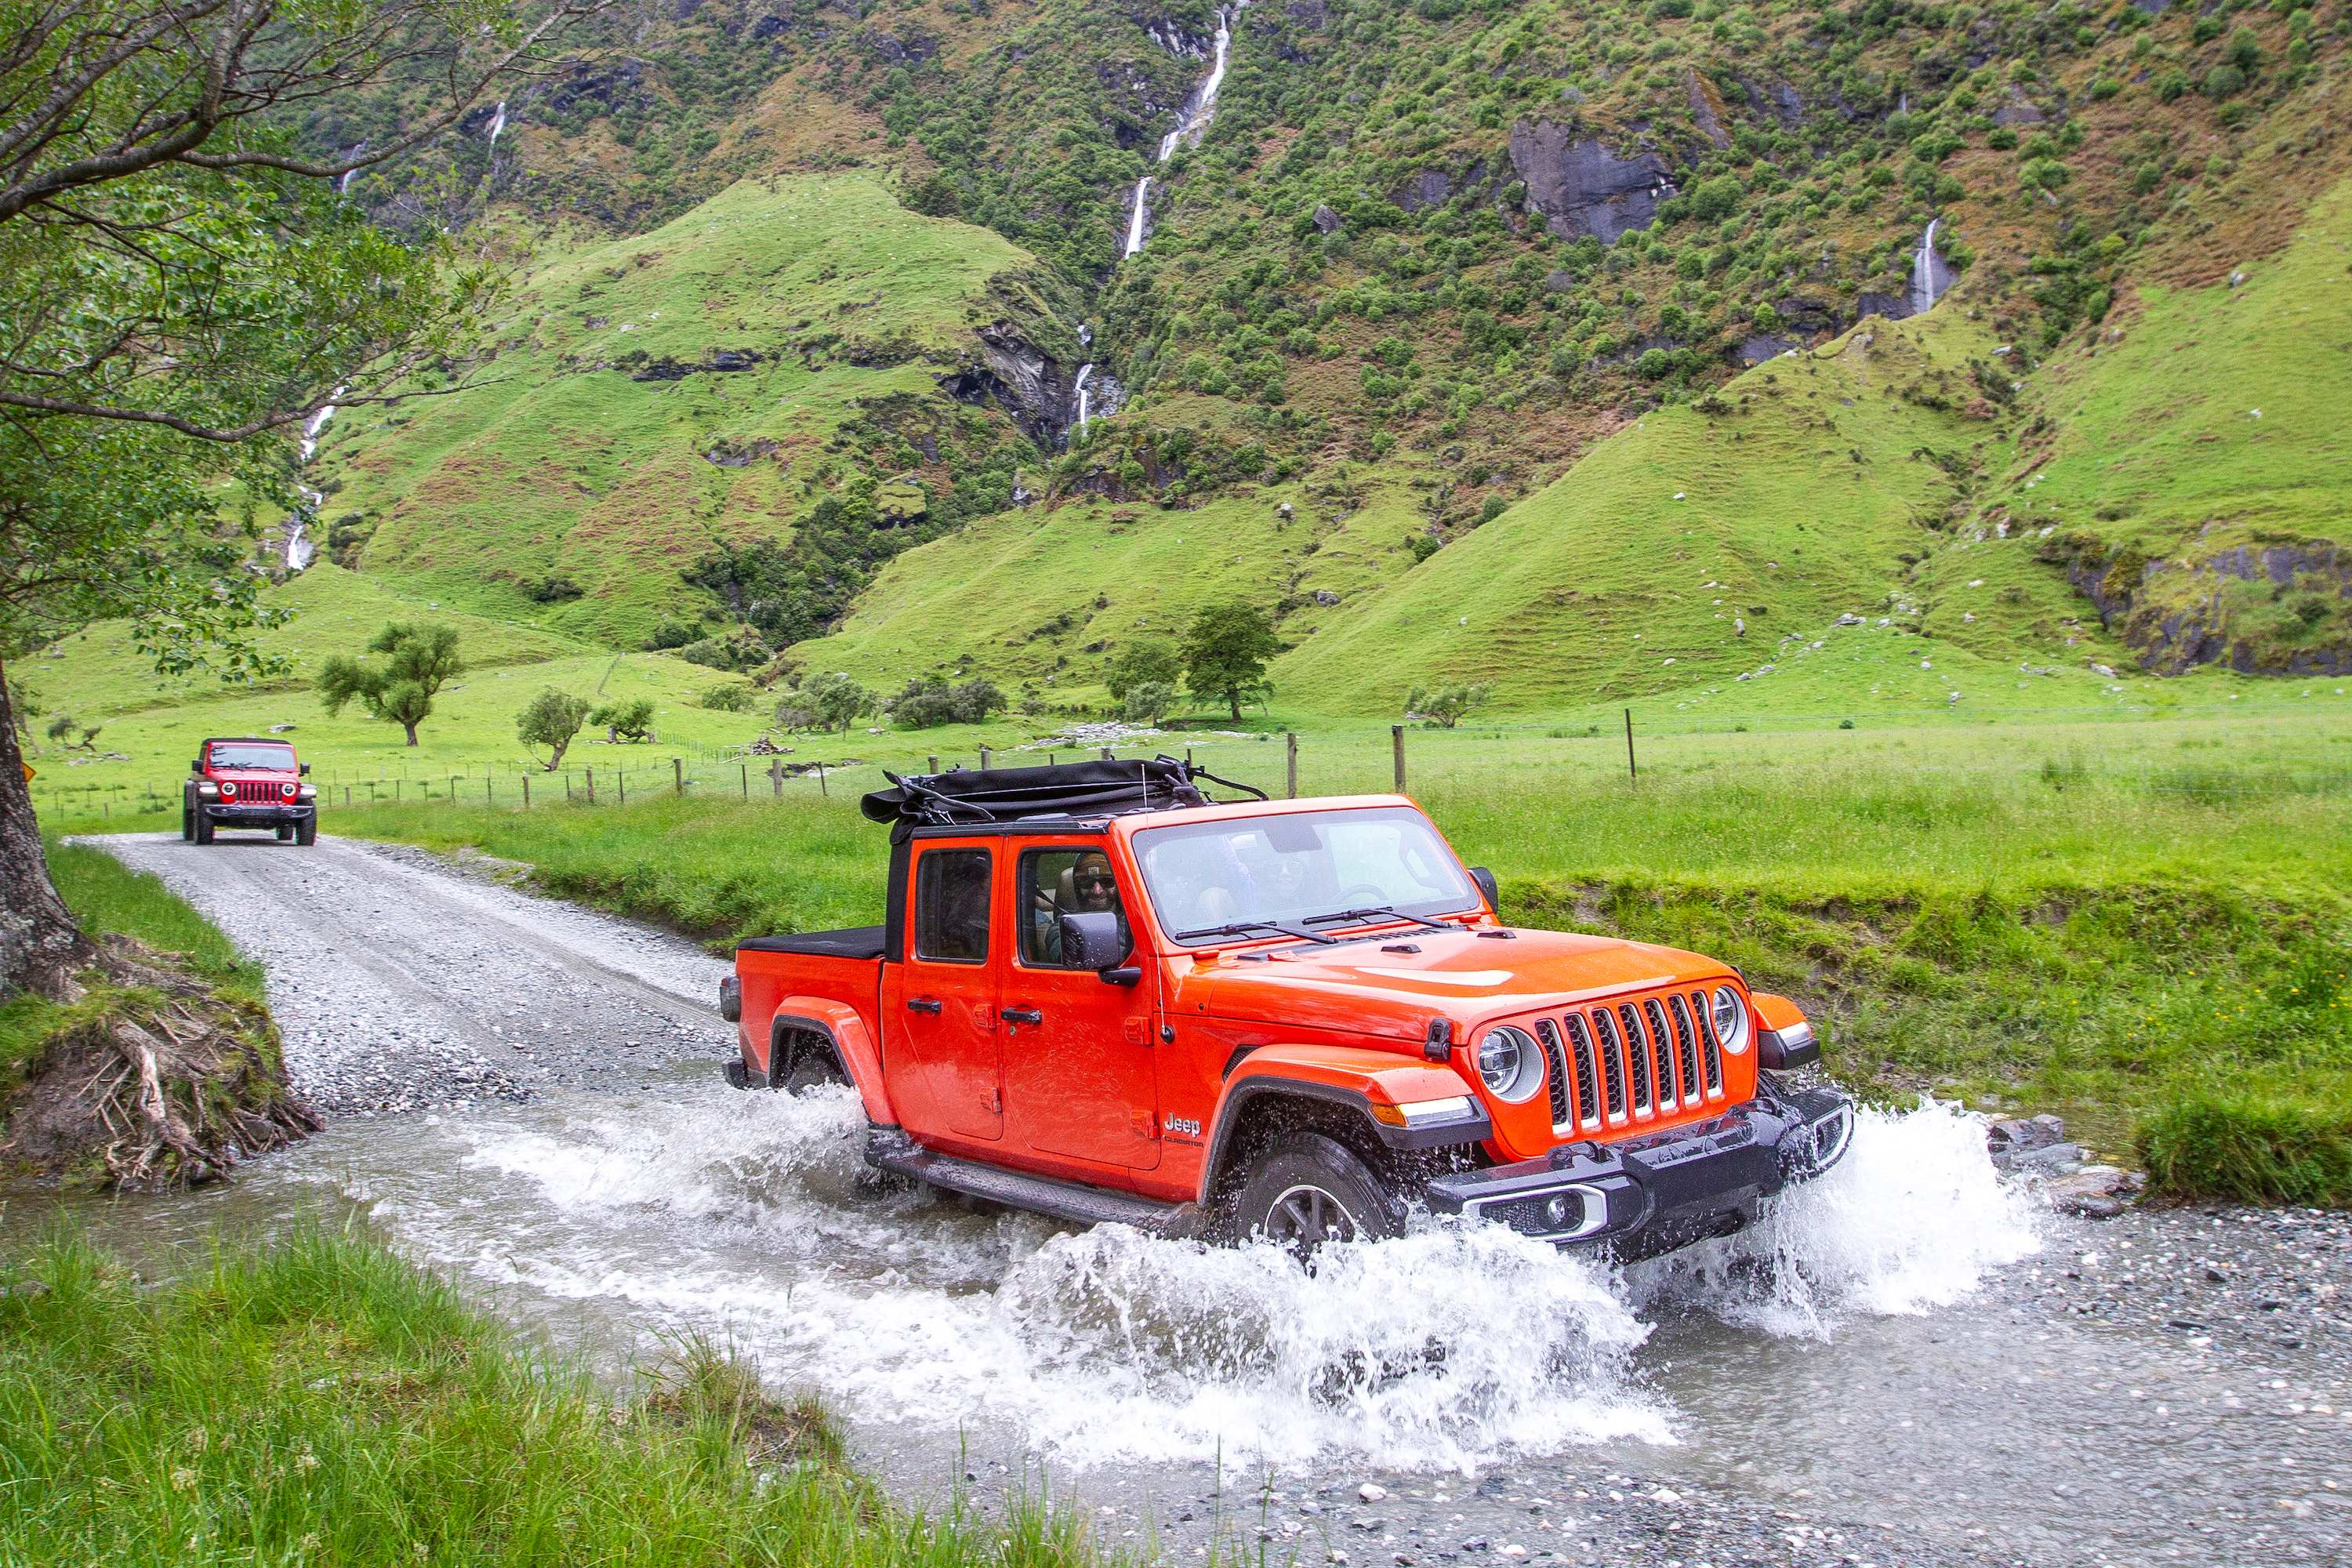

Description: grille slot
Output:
[1644,997,1683,1108]
[1568,1011,1617,1122]
[1534,1018,1572,1131]
[1689,989,1726,1095]
[1561,1012,1602,1126]
[1624,1002,1671,1114]
[1599,1006,1649,1116]
[1654,995,1695,1105]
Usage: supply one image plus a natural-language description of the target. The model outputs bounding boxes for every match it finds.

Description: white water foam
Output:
[1628,1097,2042,1334]
[340,1087,2035,1475]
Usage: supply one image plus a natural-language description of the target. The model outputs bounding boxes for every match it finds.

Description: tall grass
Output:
[0,1225,1109,1568]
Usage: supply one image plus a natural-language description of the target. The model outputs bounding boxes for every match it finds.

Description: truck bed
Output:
[737,927,886,960]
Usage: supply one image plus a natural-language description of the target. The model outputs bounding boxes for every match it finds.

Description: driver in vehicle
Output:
[1032,850,1129,964]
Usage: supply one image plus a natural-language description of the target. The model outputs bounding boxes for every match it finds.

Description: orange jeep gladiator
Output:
[723,759,1851,1256]
[183,735,318,845]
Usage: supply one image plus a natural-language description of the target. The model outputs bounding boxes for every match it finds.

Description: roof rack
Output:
[860,755,1264,832]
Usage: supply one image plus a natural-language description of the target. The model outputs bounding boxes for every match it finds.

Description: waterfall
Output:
[1910,217,1951,316]
[285,389,343,573]
[336,141,365,195]
[487,100,507,146]
[1074,364,1094,433]
[1123,176,1152,256]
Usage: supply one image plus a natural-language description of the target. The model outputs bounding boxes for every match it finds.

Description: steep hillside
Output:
[314,176,1070,648]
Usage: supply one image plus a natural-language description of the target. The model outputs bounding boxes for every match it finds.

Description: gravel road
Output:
[82,832,730,1114]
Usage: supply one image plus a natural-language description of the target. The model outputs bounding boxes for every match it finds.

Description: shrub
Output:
[2138,1097,2352,1207]
[2201,63,2247,99]
[515,688,591,771]
[1122,681,1177,725]
[887,676,1004,728]
[1406,682,1492,728]
[1105,637,1181,701]
[698,682,756,713]
[775,673,873,732]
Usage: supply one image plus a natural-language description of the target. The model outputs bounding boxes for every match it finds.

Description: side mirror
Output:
[190,757,202,771]
[1468,866,1500,913]
[299,762,310,775]
[1058,910,1131,975]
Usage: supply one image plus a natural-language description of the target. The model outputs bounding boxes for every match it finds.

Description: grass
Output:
[0,1225,1106,1568]
[0,837,266,1092]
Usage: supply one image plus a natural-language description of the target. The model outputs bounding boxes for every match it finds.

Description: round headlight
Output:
[219,780,236,799]
[1476,1025,1545,1103]
[1711,985,1750,1054]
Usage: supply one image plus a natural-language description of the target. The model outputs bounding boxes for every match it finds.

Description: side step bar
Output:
[865,1128,1201,1238]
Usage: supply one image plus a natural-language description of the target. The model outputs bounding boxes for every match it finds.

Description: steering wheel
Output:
[1337,883,1390,908]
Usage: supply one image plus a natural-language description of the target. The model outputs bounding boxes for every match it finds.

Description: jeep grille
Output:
[1525,986,1732,1135]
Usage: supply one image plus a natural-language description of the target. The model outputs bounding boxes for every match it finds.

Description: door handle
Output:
[1000,1007,1044,1026]
[906,997,943,1014]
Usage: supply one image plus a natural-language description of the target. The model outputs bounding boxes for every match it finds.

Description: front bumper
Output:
[201,801,314,825]
[1425,1084,1854,1259]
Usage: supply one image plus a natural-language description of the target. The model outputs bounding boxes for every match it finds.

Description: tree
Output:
[1105,637,1181,702]
[811,673,877,732]
[0,0,602,1000]
[318,624,462,746]
[516,689,591,771]
[1123,681,1177,726]
[590,699,655,743]
[887,676,1004,729]
[1180,602,1281,721]
[1406,682,1493,728]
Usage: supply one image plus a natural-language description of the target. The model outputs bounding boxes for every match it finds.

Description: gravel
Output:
[80,833,730,1115]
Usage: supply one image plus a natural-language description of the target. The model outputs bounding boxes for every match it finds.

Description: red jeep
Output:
[183,736,318,845]
[723,760,1851,1255]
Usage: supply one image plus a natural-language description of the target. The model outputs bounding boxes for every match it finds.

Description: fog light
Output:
[1543,1193,1574,1229]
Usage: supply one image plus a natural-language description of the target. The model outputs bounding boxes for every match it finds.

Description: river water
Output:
[16,1064,2345,1564]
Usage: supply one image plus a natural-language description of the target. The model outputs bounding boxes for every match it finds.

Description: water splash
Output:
[328,1085,2036,1475]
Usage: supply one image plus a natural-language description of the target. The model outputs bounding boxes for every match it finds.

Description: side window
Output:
[913,848,992,964]
[1018,848,1130,969]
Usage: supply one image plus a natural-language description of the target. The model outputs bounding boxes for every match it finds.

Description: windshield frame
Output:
[205,742,297,771]
[1131,804,1483,949]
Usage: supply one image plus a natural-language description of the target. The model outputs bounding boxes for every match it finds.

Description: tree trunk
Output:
[1227,690,1243,721]
[403,721,419,746]
[0,657,95,1000]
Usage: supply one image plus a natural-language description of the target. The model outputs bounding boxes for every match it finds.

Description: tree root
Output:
[2,935,321,1190]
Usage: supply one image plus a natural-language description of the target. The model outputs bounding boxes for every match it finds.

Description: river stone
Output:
[1508,121,1668,245]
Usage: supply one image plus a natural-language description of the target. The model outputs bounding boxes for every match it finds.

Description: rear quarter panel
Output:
[734,949,892,1123]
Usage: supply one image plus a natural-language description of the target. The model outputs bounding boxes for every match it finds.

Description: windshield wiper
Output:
[1172,919,1338,946]
[1302,905,1456,934]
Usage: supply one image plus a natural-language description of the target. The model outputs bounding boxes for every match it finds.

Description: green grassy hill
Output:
[316,176,1064,648]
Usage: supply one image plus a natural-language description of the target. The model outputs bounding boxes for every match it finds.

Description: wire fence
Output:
[27,709,2352,830]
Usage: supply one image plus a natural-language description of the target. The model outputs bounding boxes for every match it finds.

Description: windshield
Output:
[208,743,296,771]
[1134,806,1478,943]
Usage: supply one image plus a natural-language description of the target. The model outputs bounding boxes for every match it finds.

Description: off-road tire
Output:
[180,797,194,841]
[779,1044,848,1095]
[192,814,214,845]
[275,824,293,842]
[1232,1131,1404,1251]
[295,817,317,847]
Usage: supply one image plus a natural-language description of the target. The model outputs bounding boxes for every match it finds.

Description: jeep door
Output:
[999,840,1162,1172]
[880,840,1004,1142]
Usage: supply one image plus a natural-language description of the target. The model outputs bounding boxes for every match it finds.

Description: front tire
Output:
[1232,1132,1403,1252]
[295,817,317,847]
[193,814,214,845]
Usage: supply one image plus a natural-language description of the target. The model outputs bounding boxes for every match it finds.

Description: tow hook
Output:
[1422,1017,1453,1062]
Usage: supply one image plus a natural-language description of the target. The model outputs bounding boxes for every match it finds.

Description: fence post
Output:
[1392,725,1406,793]
[1624,708,1638,787]
[1101,747,1113,762]
[770,758,783,798]
[586,768,594,804]
[816,761,827,797]
[1287,731,1299,799]
[619,769,627,804]
[928,754,939,774]
[673,757,683,797]
[741,763,748,799]
[522,775,531,810]
[395,779,401,803]
[979,746,991,771]
[488,776,494,808]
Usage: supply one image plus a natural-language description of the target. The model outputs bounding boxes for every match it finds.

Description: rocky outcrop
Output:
[2046,535,2352,675]
[1389,169,1452,213]
[1508,121,1669,245]
[1853,289,1914,322]
[1991,85,2048,127]
[938,321,1081,448]
[1685,71,1730,148]
[1737,335,1798,365]
[630,348,763,382]
[1311,202,1343,234]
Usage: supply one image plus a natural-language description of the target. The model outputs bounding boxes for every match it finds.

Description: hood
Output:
[1178,926,1734,1042]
